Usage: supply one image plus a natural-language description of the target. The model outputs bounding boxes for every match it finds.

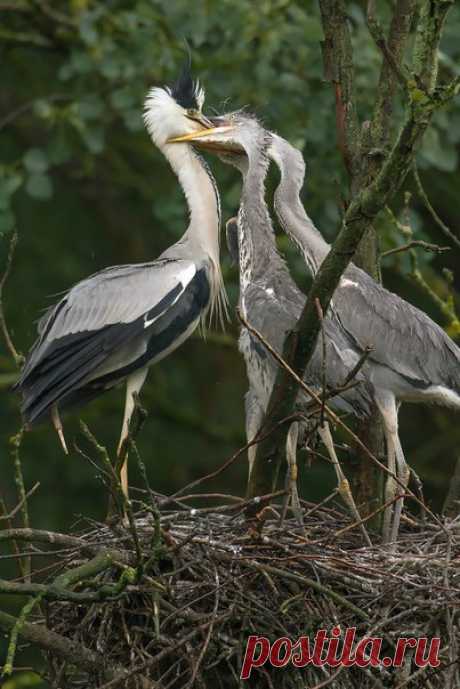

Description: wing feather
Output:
[16,259,197,386]
[334,265,460,391]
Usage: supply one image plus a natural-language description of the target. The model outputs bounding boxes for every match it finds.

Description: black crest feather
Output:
[169,54,201,110]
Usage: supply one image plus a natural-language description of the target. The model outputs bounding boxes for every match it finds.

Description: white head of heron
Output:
[143,63,210,148]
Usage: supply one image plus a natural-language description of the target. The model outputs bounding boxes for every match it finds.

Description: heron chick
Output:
[172,113,374,540]
[266,133,460,542]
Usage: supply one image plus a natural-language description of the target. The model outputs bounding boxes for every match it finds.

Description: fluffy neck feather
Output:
[237,141,285,290]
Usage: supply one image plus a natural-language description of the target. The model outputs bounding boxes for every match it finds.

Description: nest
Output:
[39,495,460,689]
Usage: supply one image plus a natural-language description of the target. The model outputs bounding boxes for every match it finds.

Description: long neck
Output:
[271,135,329,274]
[162,142,221,266]
[161,142,227,325]
[239,151,286,285]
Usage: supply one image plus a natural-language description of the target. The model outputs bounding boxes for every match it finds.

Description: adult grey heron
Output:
[171,113,374,537]
[13,65,226,500]
[267,133,460,542]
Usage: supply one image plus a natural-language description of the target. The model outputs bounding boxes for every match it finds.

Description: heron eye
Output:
[186,108,200,121]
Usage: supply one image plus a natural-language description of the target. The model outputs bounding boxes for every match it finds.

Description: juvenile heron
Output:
[267,133,460,541]
[13,65,226,499]
[172,114,374,536]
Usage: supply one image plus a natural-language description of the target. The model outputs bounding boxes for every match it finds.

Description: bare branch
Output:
[413,163,460,251]
[0,482,39,522]
[0,231,24,367]
[0,609,110,677]
[319,0,360,178]
[381,239,450,258]
[443,457,460,518]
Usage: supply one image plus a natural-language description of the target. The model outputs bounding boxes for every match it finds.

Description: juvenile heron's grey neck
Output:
[236,132,286,285]
[269,134,329,274]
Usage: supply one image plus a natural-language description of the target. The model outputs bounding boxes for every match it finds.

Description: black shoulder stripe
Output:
[16,270,210,425]
[82,269,210,389]
[144,281,182,323]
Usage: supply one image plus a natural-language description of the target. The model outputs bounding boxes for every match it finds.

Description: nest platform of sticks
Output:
[10,493,455,689]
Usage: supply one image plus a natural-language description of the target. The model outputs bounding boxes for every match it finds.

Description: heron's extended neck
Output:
[162,142,221,265]
[161,142,226,324]
[270,135,329,274]
[239,153,286,284]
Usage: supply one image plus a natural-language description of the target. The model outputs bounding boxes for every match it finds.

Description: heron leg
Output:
[117,367,148,500]
[376,393,399,544]
[318,421,372,547]
[245,392,264,489]
[280,422,304,530]
[390,435,410,543]
[51,405,68,455]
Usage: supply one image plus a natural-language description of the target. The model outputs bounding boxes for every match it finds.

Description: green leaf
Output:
[77,95,104,120]
[70,50,93,75]
[421,128,458,172]
[79,14,98,46]
[122,110,143,132]
[99,58,121,81]
[0,174,23,209]
[33,99,54,119]
[111,87,135,111]
[302,17,324,42]
[23,148,49,174]
[47,131,72,165]
[80,126,105,154]
[0,209,14,236]
[25,173,53,200]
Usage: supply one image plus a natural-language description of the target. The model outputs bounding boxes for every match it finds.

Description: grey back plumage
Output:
[224,115,373,419]
[269,133,460,403]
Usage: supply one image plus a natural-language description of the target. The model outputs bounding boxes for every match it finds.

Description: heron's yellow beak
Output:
[167,125,235,144]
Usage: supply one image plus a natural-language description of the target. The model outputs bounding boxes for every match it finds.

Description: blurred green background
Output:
[1,1,459,685]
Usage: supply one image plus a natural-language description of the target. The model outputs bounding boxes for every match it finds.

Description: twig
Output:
[238,308,447,533]
[9,428,30,580]
[413,163,460,251]
[2,594,43,676]
[0,527,99,554]
[315,297,327,427]
[167,412,300,503]
[319,0,360,178]
[366,0,413,93]
[0,482,39,522]
[0,609,113,678]
[0,94,69,132]
[341,345,373,387]
[381,240,450,258]
[222,555,369,621]
[185,569,220,688]
[309,665,346,689]
[0,231,24,367]
[443,457,460,518]
[80,422,142,566]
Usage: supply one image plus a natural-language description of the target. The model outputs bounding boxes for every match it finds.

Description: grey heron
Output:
[267,133,460,542]
[172,113,375,537]
[13,64,226,500]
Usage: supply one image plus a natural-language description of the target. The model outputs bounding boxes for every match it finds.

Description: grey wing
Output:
[39,259,197,340]
[334,264,460,393]
[14,258,200,419]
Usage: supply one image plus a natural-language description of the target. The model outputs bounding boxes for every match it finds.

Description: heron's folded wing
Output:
[15,258,198,389]
[334,264,460,391]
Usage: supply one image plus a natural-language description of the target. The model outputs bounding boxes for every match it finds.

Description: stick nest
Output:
[40,497,459,689]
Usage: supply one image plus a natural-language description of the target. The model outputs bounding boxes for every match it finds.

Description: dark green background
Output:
[1,1,459,686]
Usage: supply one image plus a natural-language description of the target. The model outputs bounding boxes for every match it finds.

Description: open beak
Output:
[167,117,243,154]
[167,125,235,144]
